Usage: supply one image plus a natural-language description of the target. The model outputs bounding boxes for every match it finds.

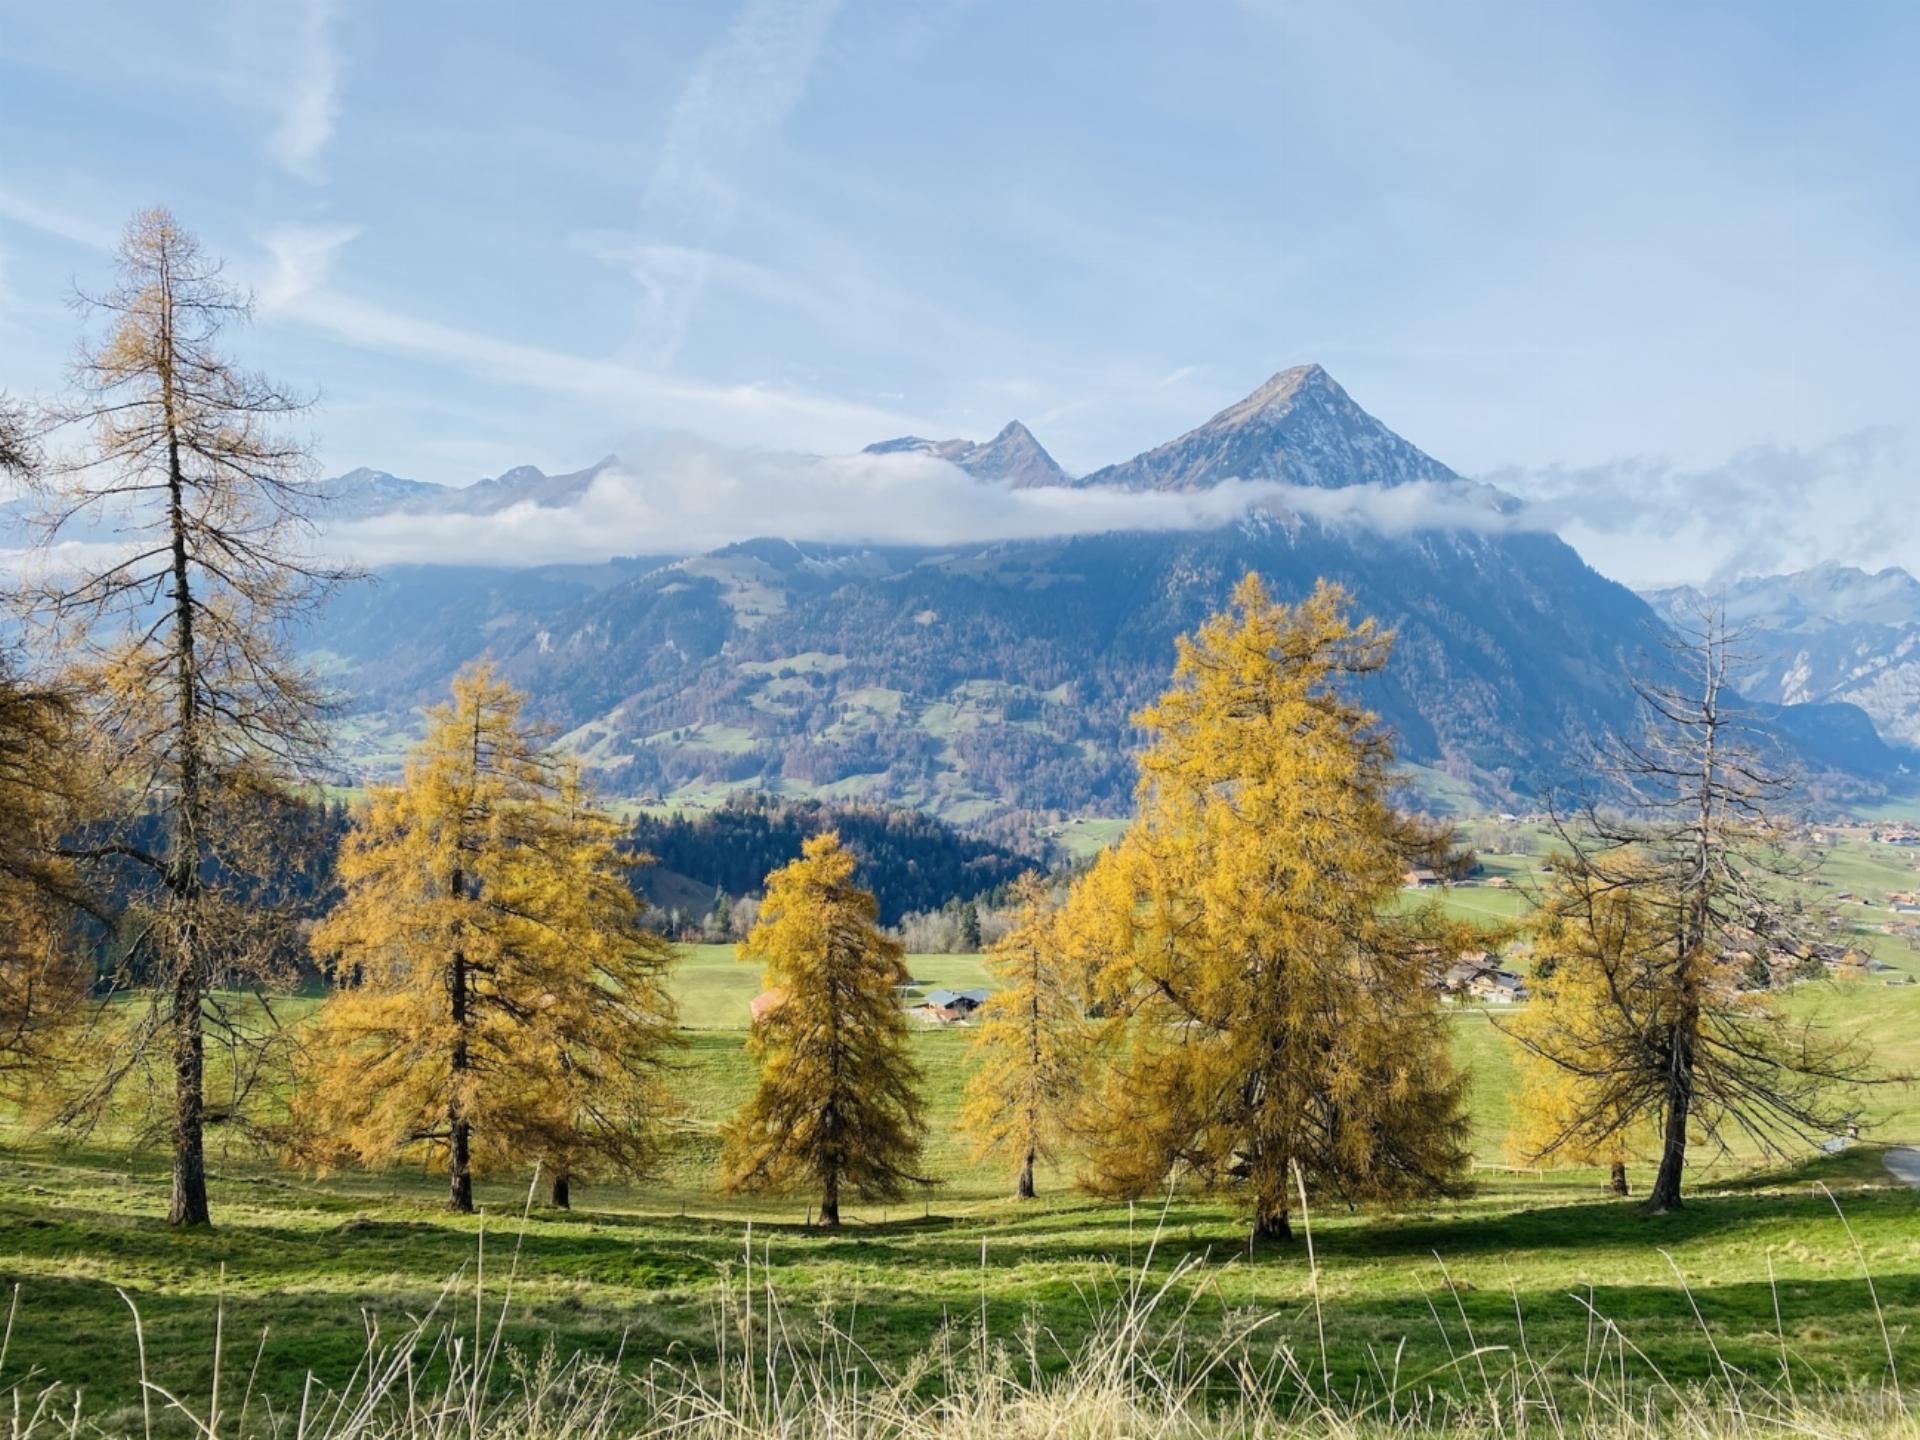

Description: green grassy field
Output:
[4,839,1920,1423]
[4,1132,1917,1427]
[671,944,992,1031]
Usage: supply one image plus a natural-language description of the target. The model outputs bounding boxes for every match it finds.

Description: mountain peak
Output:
[1245,362,1331,407]
[1079,364,1458,493]
[1206,363,1348,431]
[863,421,1068,489]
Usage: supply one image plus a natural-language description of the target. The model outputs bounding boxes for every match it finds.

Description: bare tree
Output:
[1512,606,1881,1212]
[24,208,349,1226]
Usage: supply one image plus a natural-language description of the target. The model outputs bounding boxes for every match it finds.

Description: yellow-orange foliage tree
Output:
[23,210,346,1226]
[509,768,681,1209]
[720,833,923,1226]
[1067,575,1473,1242]
[296,665,677,1212]
[0,412,95,1080]
[959,873,1088,1199]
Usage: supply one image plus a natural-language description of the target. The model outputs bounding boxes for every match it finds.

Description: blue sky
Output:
[1,0,1916,584]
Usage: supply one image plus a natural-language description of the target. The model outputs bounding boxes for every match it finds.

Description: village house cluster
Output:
[1437,952,1530,1004]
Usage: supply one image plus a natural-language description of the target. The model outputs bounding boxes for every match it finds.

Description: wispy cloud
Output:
[0,185,116,253]
[257,221,361,307]
[320,440,1527,569]
[625,0,845,362]
[261,273,940,450]
[580,235,845,361]
[272,0,343,180]
[648,0,845,226]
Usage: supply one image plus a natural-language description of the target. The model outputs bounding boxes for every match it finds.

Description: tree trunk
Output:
[1017,1146,1036,1201]
[820,1171,840,1228]
[168,947,210,1226]
[164,421,210,1229]
[447,874,474,1214]
[551,1173,571,1210]
[448,1121,473,1213]
[1252,1191,1292,1244]
[1609,1159,1629,1196]
[1646,1038,1692,1213]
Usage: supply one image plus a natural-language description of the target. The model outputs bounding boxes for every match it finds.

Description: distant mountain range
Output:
[302,366,1909,821]
[318,455,625,519]
[1644,564,1920,748]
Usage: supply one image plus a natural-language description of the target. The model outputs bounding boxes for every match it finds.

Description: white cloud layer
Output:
[318,441,1528,569]
[1491,429,1919,588]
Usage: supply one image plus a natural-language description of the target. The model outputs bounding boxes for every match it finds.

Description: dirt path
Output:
[1886,1148,1920,1188]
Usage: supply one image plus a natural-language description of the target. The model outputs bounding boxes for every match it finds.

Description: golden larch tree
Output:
[296,665,678,1211]
[23,210,346,1225]
[959,873,1088,1199]
[1069,575,1474,1242]
[500,766,680,1209]
[720,832,924,1226]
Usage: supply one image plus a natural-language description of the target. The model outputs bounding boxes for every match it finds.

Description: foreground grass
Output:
[8,1220,1920,1440]
[2,1140,1918,1428]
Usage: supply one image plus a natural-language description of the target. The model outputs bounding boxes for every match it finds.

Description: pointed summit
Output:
[863,420,1069,489]
[1079,365,1459,492]
[1237,363,1333,413]
[970,420,1069,487]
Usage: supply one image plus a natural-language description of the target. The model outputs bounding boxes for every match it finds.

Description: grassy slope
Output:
[4,842,1920,1416]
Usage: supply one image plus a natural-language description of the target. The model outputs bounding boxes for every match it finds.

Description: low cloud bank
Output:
[320,439,1533,569]
[1489,428,1917,588]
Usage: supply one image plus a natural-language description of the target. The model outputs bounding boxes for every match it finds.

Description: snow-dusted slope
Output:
[1644,564,1920,746]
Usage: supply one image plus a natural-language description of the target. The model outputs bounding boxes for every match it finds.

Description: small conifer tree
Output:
[720,833,924,1226]
[959,874,1088,1198]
